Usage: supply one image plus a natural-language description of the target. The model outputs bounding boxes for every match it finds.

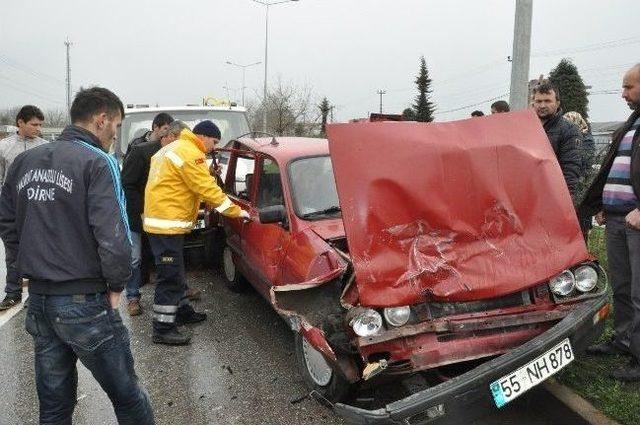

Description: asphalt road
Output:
[0,262,588,425]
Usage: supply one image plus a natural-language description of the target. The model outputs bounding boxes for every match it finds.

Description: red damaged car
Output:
[215,110,610,424]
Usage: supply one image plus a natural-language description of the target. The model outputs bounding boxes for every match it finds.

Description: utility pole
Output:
[377,90,386,114]
[64,38,72,114]
[508,0,533,110]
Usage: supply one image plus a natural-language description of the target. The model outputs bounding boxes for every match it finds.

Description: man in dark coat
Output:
[124,112,173,158]
[532,81,583,197]
[0,87,154,423]
[579,64,640,381]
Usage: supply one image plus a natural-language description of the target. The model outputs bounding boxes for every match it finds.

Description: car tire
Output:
[294,333,351,402]
[222,245,247,293]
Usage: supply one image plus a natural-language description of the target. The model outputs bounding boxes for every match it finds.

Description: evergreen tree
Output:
[402,108,416,121]
[548,58,589,119]
[319,97,331,135]
[413,56,436,122]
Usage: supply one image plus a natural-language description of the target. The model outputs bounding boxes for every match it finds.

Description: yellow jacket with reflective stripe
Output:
[143,129,241,235]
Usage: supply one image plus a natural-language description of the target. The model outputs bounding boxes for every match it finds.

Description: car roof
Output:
[125,105,247,115]
[235,137,329,163]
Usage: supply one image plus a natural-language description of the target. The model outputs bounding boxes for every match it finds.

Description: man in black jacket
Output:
[124,112,173,158]
[580,64,640,381]
[121,120,187,316]
[0,87,154,423]
[532,81,583,196]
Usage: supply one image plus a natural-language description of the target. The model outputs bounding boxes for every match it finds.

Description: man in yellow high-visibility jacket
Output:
[144,120,249,345]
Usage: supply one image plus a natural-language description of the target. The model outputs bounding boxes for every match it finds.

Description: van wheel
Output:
[222,246,247,293]
[295,333,351,402]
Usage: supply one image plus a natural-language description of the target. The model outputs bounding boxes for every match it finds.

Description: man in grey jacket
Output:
[0,105,48,310]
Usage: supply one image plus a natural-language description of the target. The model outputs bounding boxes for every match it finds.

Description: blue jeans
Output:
[126,232,142,300]
[3,239,21,297]
[25,292,154,425]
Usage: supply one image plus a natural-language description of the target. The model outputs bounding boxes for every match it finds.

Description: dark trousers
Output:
[25,292,154,425]
[605,214,640,360]
[3,240,20,297]
[148,234,187,333]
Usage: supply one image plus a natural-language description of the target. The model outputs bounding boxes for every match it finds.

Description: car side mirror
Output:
[259,205,288,228]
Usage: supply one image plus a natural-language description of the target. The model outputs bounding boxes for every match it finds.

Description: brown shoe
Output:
[186,288,201,301]
[127,299,142,316]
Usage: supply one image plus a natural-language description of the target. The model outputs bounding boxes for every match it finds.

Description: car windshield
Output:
[117,109,250,156]
[289,155,341,220]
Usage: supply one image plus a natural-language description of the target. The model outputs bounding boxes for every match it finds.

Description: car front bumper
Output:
[333,295,608,425]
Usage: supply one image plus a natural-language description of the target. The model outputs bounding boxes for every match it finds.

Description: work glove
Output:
[239,210,251,221]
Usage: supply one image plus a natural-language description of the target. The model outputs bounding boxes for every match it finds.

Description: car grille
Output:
[415,290,531,321]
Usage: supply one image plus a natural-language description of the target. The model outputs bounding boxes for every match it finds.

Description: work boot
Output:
[152,328,191,346]
[0,295,21,311]
[611,357,640,382]
[586,338,630,356]
[186,287,202,301]
[176,304,207,325]
[127,299,142,316]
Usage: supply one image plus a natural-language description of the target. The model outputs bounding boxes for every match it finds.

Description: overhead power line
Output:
[0,80,65,105]
[438,93,510,115]
[0,53,66,86]
[533,36,640,58]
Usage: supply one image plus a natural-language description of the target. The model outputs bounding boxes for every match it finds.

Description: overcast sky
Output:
[0,0,637,124]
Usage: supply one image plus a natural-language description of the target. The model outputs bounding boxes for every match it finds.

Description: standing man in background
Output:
[125,112,173,158]
[0,105,48,310]
[580,64,640,381]
[532,81,583,197]
[490,100,510,114]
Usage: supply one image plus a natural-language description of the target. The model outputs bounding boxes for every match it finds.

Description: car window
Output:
[289,155,341,220]
[257,158,284,209]
[232,155,255,201]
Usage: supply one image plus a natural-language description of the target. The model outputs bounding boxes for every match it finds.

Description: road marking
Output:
[0,288,28,329]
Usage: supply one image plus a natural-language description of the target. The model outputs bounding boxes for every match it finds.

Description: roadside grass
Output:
[555,226,640,425]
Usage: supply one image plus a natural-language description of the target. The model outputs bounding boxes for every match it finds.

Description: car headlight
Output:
[383,306,411,327]
[574,265,598,292]
[549,270,575,296]
[350,309,383,337]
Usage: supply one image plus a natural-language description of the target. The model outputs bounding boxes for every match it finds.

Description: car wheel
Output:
[295,333,351,402]
[222,246,247,293]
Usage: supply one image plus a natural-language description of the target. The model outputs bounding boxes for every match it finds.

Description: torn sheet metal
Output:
[326,110,589,307]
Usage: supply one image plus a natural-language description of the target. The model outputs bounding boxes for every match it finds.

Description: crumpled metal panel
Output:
[326,110,589,307]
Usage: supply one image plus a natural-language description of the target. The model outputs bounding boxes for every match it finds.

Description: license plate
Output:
[490,338,574,408]
[194,219,205,229]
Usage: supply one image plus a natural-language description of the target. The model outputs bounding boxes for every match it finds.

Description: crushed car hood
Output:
[326,110,589,307]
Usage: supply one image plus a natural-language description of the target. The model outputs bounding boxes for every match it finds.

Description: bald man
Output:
[580,64,640,381]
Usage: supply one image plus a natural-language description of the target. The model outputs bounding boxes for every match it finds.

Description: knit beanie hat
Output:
[193,120,221,139]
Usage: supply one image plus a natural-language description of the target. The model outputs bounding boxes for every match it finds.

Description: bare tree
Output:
[250,77,320,137]
[0,106,22,126]
[44,108,70,127]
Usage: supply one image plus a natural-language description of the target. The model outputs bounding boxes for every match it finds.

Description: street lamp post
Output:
[226,61,262,106]
[250,0,299,133]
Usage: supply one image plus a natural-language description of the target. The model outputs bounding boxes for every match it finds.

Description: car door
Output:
[240,156,292,298]
[224,142,256,275]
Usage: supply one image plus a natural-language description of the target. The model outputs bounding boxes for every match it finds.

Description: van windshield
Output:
[117,110,250,156]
